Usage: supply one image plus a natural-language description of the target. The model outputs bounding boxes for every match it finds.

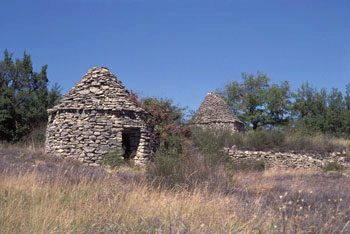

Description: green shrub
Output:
[190,128,236,167]
[146,153,185,188]
[283,134,312,152]
[146,132,237,190]
[323,161,344,172]
[245,128,285,151]
[146,135,186,187]
[102,149,126,169]
[345,146,350,162]
[23,125,47,148]
[159,135,184,157]
[191,127,238,153]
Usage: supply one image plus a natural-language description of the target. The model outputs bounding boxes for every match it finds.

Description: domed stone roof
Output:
[48,67,145,114]
[191,92,243,124]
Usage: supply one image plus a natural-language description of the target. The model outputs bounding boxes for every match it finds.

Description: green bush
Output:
[191,127,238,154]
[245,128,285,151]
[345,146,350,162]
[102,149,126,169]
[146,132,237,191]
[159,135,184,157]
[190,128,236,167]
[283,134,312,152]
[146,135,186,187]
[190,128,266,171]
[23,125,47,148]
[323,161,344,172]
[146,153,185,188]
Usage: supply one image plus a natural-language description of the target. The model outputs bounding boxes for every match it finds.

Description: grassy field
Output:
[1,146,350,233]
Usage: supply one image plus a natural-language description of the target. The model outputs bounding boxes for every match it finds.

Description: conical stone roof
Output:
[48,67,145,114]
[191,92,243,124]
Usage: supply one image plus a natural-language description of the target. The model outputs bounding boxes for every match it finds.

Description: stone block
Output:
[84,147,95,153]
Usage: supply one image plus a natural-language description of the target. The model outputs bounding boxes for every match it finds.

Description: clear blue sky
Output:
[1,0,350,112]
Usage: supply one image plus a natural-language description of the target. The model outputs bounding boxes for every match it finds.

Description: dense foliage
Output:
[0,50,61,142]
[130,92,191,154]
[219,72,350,137]
[218,72,291,129]
[292,82,350,137]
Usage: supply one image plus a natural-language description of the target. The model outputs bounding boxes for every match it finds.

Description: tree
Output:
[292,83,328,133]
[0,50,16,140]
[219,72,291,129]
[345,83,350,111]
[292,83,350,137]
[130,92,191,154]
[326,88,344,135]
[264,81,292,127]
[48,83,63,107]
[342,84,350,135]
[0,50,62,142]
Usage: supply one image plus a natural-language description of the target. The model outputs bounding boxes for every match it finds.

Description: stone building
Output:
[190,92,244,132]
[45,67,152,166]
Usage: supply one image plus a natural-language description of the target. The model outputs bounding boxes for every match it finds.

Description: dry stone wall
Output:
[191,92,244,132]
[45,67,152,166]
[225,146,350,170]
[46,110,151,166]
[194,122,244,132]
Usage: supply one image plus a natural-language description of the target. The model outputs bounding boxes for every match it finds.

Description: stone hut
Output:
[190,92,244,132]
[45,67,152,166]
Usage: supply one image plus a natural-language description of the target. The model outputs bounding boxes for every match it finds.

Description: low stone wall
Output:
[46,109,152,166]
[224,147,350,170]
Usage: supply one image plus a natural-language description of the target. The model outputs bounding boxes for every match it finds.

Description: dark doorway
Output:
[122,128,141,160]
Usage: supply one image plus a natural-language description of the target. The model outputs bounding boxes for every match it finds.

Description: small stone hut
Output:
[190,92,244,132]
[45,67,152,166]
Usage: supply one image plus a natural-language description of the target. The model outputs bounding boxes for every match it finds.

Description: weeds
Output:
[146,130,240,191]
[323,161,344,172]
[102,149,128,169]
[245,128,285,150]
[1,146,350,233]
[230,159,265,171]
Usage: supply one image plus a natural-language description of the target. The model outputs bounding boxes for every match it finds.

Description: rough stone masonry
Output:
[190,92,244,132]
[45,67,152,166]
[225,146,350,171]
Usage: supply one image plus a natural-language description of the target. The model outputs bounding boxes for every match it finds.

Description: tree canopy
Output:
[130,92,191,154]
[218,72,291,129]
[0,50,61,142]
[219,72,350,137]
[292,83,350,137]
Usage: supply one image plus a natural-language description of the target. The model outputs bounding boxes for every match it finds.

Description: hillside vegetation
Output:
[1,145,350,233]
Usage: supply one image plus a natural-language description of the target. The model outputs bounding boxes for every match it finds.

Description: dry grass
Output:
[0,172,242,233]
[1,147,350,233]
